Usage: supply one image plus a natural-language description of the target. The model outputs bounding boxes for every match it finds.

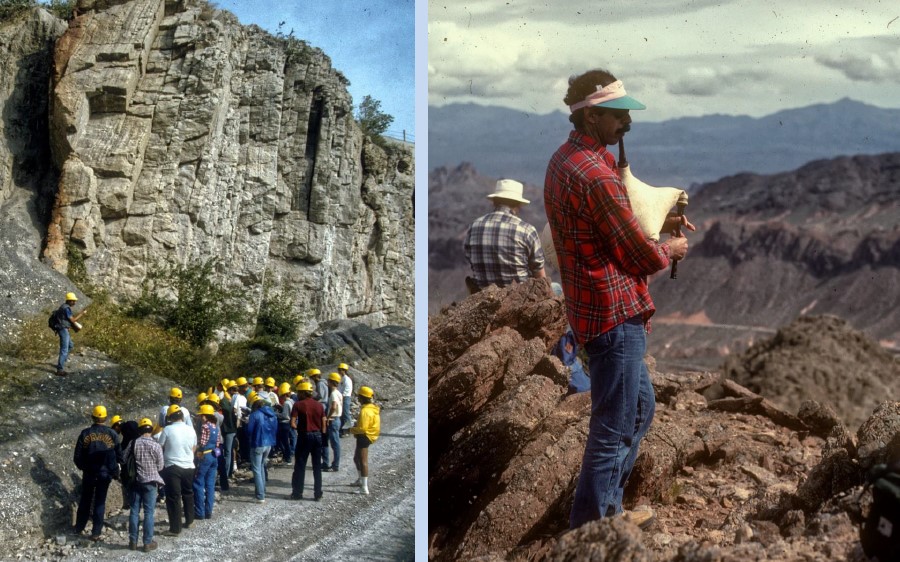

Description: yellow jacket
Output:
[350,403,380,443]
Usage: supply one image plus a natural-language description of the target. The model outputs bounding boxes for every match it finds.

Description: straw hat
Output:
[486,179,529,204]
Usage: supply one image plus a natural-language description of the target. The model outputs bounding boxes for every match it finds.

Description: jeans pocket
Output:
[584,330,611,356]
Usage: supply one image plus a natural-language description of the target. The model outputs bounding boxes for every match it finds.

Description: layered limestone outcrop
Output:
[40,0,413,335]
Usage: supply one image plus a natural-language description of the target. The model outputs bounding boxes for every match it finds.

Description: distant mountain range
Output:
[429,152,900,368]
[429,98,900,189]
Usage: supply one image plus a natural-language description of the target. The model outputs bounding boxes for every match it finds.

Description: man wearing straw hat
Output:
[545,69,693,530]
[463,178,546,293]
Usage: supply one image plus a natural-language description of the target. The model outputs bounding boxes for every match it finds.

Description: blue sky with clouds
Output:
[429,0,900,122]
[222,0,415,140]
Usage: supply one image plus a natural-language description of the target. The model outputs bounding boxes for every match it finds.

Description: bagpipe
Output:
[541,137,688,280]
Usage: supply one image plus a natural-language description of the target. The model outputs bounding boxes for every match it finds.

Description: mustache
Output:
[619,124,631,133]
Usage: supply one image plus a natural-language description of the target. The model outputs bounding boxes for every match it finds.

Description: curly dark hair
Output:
[565,69,617,131]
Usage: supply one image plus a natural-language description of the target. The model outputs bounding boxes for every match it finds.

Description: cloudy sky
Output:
[428,0,900,122]
[221,0,415,139]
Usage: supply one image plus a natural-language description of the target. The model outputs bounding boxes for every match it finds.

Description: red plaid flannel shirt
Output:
[544,130,671,344]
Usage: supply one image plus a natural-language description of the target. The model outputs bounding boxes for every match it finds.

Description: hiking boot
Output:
[56,370,67,377]
[621,506,655,529]
[143,541,158,552]
[89,534,102,542]
[129,541,137,551]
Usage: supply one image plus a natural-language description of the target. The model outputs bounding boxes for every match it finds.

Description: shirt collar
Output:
[568,130,618,170]
[568,129,609,155]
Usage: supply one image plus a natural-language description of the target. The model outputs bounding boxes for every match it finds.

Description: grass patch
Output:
[3,295,313,394]
[0,360,38,417]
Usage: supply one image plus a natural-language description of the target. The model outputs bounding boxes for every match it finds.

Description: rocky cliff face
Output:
[0,9,73,332]
[27,0,412,335]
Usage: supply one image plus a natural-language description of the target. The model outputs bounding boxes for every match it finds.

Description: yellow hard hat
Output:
[293,375,305,386]
[278,382,291,396]
[308,368,321,376]
[92,405,107,419]
[236,377,248,386]
[338,363,349,371]
[110,415,123,427]
[298,381,313,393]
[220,378,229,388]
[169,387,183,399]
[65,292,78,302]
[227,379,239,389]
[328,372,341,383]
[265,376,276,387]
[252,376,264,386]
[166,404,181,416]
[198,404,216,416]
[358,386,374,399]
[138,418,153,429]
[248,391,258,403]
[205,393,220,405]
[196,392,208,404]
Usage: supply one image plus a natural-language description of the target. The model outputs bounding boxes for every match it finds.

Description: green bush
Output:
[255,287,301,343]
[0,0,32,20]
[1,0,76,21]
[129,259,244,347]
[3,294,311,399]
[45,0,74,20]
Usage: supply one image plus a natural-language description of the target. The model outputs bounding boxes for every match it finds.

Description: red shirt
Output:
[544,130,671,344]
[291,398,325,433]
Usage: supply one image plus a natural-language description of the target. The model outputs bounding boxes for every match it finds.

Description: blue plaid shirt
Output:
[463,206,545,289]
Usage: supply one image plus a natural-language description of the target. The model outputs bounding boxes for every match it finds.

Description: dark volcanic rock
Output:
[429,281,887,561]
[537,517,653,562]
[724,315,900,431]
[797,400,843,439]
[856,401,900,469]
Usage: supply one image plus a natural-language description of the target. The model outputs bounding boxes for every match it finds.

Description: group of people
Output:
[463,69,695,530]
[72,364,381,552]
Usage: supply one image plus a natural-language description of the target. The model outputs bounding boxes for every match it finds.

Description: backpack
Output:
[859,463,900,561]
[48,306,66,332]
[122,441,138,487]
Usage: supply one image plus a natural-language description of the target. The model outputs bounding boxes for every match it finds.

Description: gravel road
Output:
[0,348,415,561]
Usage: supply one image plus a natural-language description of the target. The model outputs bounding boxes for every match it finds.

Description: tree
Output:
[356,95,394,138]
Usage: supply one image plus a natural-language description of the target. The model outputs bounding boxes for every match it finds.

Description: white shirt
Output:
[158,404,191,428]
[328,389,343,420]
[158,420,197,469]
[232,393,248,427]
[339,374,353,398]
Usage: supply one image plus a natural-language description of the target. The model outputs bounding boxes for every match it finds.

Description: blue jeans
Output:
[570,316,656,529]
[128,482,157,545]
[324,419,341,469]
[75,471,111,536]
[292,432,323,499]
[341,396,352,430]
[56,328,74,371]
[219,432,236,487]
[250,446,271,500]
[277,424,295,461]
[193,453,217,518]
